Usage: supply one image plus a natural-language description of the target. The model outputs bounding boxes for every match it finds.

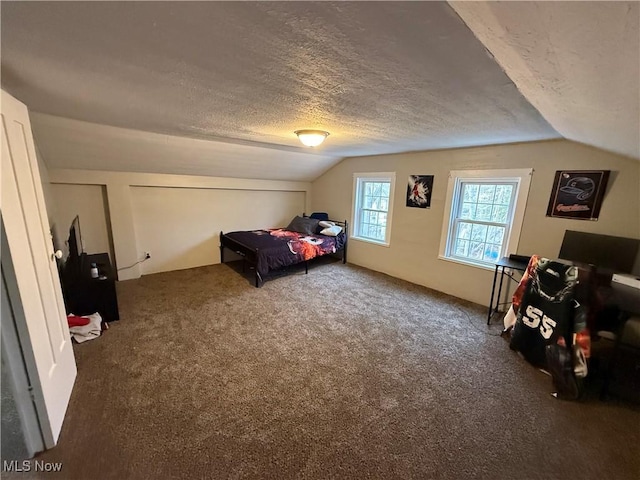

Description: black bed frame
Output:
[219,216,348,287]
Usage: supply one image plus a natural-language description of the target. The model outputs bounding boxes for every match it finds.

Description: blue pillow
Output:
[309,212,329,221]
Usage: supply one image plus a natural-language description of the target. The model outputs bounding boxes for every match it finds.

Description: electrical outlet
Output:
[144,251,151,259]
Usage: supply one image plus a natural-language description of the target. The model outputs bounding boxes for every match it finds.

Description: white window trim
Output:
[438,168,533,270]
[351,172,396,247]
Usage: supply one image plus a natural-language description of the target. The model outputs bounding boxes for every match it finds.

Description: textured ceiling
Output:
[451,1,640,160]
[0,1,559,180]
[31,113,337,182]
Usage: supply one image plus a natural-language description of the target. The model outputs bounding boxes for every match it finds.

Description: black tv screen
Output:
[558,230,640,274]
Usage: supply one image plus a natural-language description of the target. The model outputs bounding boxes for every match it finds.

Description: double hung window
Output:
[439,169,532,268]
[352,173,396,246]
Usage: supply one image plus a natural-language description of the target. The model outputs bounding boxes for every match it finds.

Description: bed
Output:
[219,214,348,287]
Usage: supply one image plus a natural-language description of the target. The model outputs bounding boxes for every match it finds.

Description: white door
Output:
[1,89,76,446]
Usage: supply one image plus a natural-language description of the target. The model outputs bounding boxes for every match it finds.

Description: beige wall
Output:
[130,187,305,275]
[311,139,640,306]
[35,145,113,267]
[49,184,113,261]
[35,147,55,227]
[48,169,311,280]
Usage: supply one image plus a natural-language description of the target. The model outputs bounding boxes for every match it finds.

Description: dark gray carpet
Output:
[23,260,640,479]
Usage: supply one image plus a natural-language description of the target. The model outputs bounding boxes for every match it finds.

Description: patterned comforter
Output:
[223,228,346,277]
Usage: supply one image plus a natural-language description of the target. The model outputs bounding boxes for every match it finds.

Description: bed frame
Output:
[219,217,348,287]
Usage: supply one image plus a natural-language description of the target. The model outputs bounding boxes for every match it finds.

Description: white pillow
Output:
[320,225,342,236]
[318,220,335,228]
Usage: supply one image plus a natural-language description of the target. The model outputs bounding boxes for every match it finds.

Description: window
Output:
[439,169,532,268]
[352,172,396,246]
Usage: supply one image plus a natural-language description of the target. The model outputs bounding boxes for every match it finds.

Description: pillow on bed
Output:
[320,225,343,236]
[318,220,335,228]
[310,212,329,221]
[286,216,319,235]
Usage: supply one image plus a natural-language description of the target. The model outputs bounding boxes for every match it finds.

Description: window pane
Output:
[379,213,387,226]
[491,205,509,223]
[484,244,500,262]
[370,211,378,224]
[455,239,469,257]
[381,183,390,196]
[380,198,389,211]
[368,183,376,196]
[487,225,505,245]
[463,184,479,203]
[362,210,371,224]
[365,182,374,195]
[364,195,374,209]
[478,185,496,204]
[476,204,492,221]
[471,224,487,242]
[495,185,513,205]
[469,241,484,260]
[460,203,477,220]
[458,222,472,240]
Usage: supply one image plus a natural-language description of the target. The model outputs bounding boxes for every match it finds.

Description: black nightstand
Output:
[62,252,119,322]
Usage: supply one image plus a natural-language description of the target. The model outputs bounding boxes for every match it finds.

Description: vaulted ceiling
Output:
[1,2,637,181]
[450,1,639,161]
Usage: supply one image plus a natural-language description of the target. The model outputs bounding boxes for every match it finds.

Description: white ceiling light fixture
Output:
[295,129,330,147]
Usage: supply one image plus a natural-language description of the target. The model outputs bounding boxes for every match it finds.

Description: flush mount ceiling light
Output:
[294,129,330,147]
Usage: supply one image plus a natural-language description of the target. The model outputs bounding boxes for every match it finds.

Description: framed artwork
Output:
[546,170,610,220]
[406,175,434,208]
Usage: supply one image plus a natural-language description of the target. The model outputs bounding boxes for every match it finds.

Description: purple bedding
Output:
[223,228,346,277]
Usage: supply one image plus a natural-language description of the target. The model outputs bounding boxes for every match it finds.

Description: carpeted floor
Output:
[17,260,640,479]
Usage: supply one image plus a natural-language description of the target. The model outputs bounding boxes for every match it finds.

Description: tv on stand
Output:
[60,216,119,322]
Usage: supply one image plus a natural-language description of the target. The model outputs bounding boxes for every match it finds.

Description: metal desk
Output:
[487,256,529,324]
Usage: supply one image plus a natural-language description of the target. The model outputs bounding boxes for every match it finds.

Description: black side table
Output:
[64,252,119,322]
[487,256,529,324]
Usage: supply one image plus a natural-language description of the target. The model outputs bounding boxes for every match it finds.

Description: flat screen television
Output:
[558,230,640,275]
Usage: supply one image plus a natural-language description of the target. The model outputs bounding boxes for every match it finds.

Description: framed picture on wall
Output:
[546,170,610,220]
[406,175,434,208]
